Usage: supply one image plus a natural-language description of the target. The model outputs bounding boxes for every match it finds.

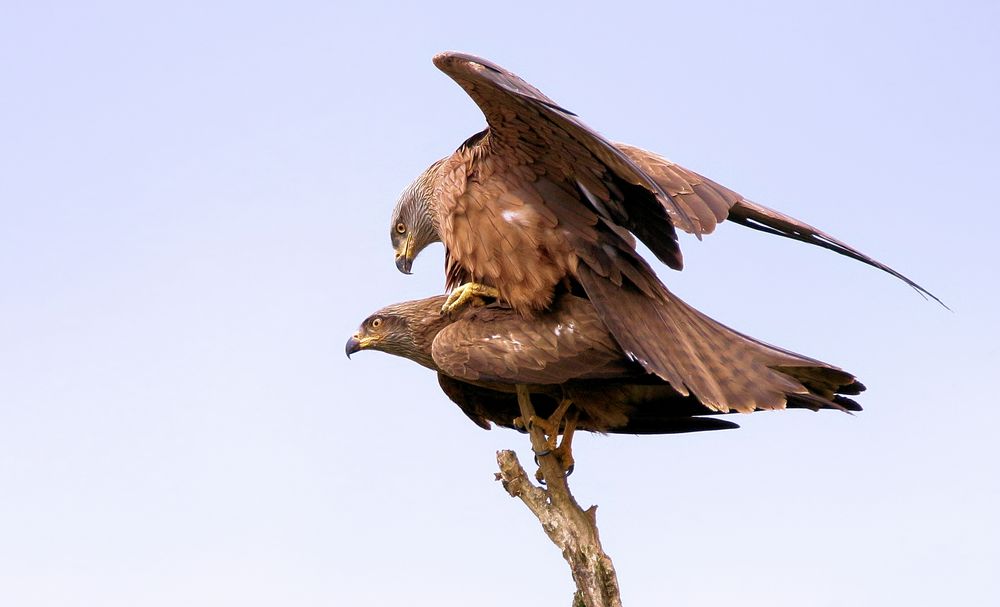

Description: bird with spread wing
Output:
[389,52,939,417]
[346,293,864,474]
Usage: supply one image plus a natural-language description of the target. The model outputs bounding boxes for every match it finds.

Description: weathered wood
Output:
[495,385,623,607]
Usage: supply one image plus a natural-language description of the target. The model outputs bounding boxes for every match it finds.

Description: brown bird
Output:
[346,293,864,471]
[390,52,937,412]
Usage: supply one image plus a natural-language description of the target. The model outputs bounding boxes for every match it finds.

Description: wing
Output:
[431,296,636,385]
[618,144,943,304]
[437,52,941,304]
[575,260,866,413]
[436,372,743,435]
[615,143,738,236]
[433,51,694,272]
[727,199,946,306]
[436,372,511,430]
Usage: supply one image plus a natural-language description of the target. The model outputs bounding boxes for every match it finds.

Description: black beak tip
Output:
[345,336,361,358]
[395,255,413,275]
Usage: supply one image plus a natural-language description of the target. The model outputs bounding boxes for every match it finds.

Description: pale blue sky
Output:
[1,1,997,605]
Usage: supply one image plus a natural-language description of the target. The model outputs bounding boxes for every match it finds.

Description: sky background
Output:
[1,1,998,605]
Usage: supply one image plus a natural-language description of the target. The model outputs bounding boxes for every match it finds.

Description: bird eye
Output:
[371,318,383,329]
[395,222,406,234]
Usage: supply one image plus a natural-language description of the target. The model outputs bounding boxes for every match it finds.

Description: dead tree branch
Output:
[495,385,623,607]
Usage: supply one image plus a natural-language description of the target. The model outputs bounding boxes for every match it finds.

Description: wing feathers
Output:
[615,143,738,236]
[433,51,690,272]
[433,53,940,307]
[728,199,946,307]
[432,297,633,385]
[575,263,856,413]
[427,290,862,429]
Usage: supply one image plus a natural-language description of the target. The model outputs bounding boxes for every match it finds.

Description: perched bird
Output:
[346,293,864,471]
[390,52,937,412]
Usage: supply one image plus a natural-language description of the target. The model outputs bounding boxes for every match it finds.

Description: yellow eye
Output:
[371,318,383,329]
[395,222,406,234]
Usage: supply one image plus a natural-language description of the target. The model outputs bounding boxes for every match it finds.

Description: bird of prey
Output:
[346,292,863,471]
[389,52,937,412]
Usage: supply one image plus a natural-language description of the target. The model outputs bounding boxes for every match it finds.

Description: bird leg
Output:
[507,389,622,605]
[522,398,578,482]
[528,397,574,455]
[441,282,500,313]
[533,410,578,483]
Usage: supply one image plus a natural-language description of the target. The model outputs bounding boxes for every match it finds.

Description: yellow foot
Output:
[527,398,574,452]
[530,403,578,483]
[442,282,500,314]
[534,442,576,484]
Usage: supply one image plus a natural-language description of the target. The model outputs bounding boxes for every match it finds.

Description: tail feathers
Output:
[577,264,861,414]
[728,199,947,308]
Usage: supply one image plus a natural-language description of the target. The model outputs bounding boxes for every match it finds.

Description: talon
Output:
[516,388,579,484]
[441,282,501,314]
[530,404,579,482]
[533,459,572,485]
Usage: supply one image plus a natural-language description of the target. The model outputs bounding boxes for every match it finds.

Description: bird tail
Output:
[575,264,864,414]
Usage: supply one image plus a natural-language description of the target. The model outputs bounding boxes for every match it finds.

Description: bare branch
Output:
[494,385,623,607]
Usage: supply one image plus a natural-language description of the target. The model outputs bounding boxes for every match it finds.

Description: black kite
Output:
[346,293,863,466]
[389,52,935,412]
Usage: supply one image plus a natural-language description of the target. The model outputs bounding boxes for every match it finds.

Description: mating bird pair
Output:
[347,52,936,471]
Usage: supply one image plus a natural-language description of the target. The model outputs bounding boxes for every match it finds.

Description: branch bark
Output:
[495,384,623,607]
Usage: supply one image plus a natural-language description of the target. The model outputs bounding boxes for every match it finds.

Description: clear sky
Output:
[1,1,997,605]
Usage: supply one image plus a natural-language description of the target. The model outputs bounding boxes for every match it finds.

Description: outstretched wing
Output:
[615,143,738,236]
[433,51,692,272]
[437,52,941,304]
[432,51,932,403]
[431,296,636,385]
[726,199,946,306]
[619,144,944,304]
[625,137,943,303]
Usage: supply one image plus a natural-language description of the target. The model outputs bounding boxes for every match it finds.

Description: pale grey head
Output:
[390,163,443,275]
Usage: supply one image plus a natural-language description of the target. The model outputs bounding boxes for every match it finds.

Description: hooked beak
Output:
[345,334,362,358]
[394,234,414,275]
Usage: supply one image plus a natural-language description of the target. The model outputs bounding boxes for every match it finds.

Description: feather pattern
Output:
[352,293,863,435]
[397,52,936,408]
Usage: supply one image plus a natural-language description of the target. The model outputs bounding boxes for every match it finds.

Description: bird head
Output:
[390,164,443,274]
[345,296,451,370]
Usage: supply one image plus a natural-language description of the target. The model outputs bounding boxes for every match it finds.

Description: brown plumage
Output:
[389,52,938,411]
[346,294,864,435]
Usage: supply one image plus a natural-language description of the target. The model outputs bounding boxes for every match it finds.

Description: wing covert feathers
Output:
[432,51,690,270]
[615,143,738,236]
[431,297,631,384]
[432,52,940,306]
[575,265,861,413]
